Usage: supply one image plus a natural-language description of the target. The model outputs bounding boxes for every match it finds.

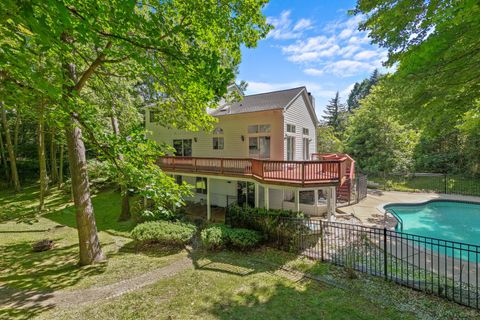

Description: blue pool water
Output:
[385,200,480,247]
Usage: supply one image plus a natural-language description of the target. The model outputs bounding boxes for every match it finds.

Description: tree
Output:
[0,103,21,192]
[344,84,418,175]
[1,1,270,265]
[323,92,346,133]
[347,69,381,112]
[316,125,344,154]
[353,0,480,131]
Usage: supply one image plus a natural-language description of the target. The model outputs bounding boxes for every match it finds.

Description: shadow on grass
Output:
[185,248,408,320]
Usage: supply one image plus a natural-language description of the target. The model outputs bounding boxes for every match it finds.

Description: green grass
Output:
[369,175,480,196]
[1,185,479,320]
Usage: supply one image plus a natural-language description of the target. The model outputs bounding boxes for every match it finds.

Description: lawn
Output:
[1,185,479,319]
[369,174,480,196]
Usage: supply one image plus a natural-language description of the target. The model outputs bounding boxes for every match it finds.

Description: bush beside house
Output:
[201,224,261,251]
[131,220,197,246]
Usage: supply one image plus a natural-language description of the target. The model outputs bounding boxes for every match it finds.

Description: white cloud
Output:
[303,68,323,76]
[322,60,377,77]
[353,50,379,60]
[267,11,312,40]
[293,18,313,31]
[275,14,387,77]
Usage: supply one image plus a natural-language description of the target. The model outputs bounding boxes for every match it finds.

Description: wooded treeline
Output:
[1,0,270,265]
[318,1,480,177]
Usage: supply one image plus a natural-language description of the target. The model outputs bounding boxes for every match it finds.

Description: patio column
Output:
[314,189,319,215]
[294,189,300,212]
[206,177,211,221]
[326,186,336,221]
[264,186,270,210]
[255,183,259,208]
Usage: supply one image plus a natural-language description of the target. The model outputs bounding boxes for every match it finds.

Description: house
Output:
[146,86,354,220]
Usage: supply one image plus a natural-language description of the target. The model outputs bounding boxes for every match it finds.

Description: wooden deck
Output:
[158,156,349,187]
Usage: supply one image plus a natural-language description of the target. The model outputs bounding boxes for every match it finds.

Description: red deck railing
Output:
[158,156,348,186]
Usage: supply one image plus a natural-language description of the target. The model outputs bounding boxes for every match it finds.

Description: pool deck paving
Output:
[338,190,480,227]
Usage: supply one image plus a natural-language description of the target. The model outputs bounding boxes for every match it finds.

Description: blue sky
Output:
[238,0,388,117]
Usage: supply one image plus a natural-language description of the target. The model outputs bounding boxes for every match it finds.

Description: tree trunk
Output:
[110,111,130,221]
[38,102,48,210]
[58,143,64,187]
[1,102,20,192]
[65,121,105,265]
[62,32,104,265]
[14,112,20,157]
[0,125,10,181]
[50,129,58,184]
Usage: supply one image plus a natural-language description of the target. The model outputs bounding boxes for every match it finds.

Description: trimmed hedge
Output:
[201,224,261,251]
[131,221,196,245]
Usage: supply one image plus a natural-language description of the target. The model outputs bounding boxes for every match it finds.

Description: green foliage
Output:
[351,0,480,176]
[131,221,197,246]
[227,228,261,250]
[316,125,344,153]
[344,84,419,175]
[201,224,230,250]
[227,204,308,251]
[322,91,346,133]
[347,69,381,112]
[201,223,261,251]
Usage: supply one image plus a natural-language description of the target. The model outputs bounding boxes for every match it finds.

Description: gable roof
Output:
[209,86,305,117]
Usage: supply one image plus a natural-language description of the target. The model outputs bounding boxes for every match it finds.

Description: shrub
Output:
[131,221,196,246]
[227,228,261,250]
[200,224,229,250]
[201,224,261,251]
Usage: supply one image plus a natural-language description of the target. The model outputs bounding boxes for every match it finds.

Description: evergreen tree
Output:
[323,92,346,132]
[347,69,381,112]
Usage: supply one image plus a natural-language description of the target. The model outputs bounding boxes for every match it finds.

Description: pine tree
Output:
[323,91,346,132]
[347,69,382,112]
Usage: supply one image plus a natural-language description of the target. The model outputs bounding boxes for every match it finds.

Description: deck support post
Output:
[264,186,270,210]
[314,189,319,216]
[294,189,300,212]
[254,183,259,208]
[327,186,336,221]
[206,177,211,221]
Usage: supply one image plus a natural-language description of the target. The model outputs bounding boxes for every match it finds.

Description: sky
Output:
[237,0,388,117]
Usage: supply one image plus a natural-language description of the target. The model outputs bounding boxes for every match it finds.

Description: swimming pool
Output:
[385,200,480,246]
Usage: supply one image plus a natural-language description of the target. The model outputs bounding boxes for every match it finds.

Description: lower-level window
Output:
[175,175,182,185]
[196,177,207,194]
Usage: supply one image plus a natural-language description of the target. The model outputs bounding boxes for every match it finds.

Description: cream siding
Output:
[283,93,317,160]
[146,110,284,160]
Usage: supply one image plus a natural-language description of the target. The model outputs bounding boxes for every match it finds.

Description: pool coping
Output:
[377,199,480,231]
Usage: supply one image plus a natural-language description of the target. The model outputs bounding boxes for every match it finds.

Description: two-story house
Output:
[147,86,354,220]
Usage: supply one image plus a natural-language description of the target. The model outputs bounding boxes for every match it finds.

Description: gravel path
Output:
[0,256,192,310]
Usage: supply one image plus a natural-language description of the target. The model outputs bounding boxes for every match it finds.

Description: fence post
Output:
[320,220,324,261]
[383,227,388,280]
[444,174,448,194]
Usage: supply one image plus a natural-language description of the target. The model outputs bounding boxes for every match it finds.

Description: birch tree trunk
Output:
[62,32,104,265]
[14,112,20,157]
[110,110,130,221]
[1,102,20,192]
[38,102,48,210]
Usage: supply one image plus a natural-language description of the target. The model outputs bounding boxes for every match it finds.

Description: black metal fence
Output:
[336,173,368,207]
[368,173,480,197]
[228,212,480,309]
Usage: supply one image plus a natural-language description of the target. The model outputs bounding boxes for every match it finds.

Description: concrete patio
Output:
[339,190,480,227]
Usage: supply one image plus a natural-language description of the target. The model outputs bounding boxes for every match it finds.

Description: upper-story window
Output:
[173,139,192,156]
[149,110,159,123]
[212,137,224,150]
[286,124,296,133]
[303,128,309,135]
[248,124,271,133]
[213,127,224,135]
